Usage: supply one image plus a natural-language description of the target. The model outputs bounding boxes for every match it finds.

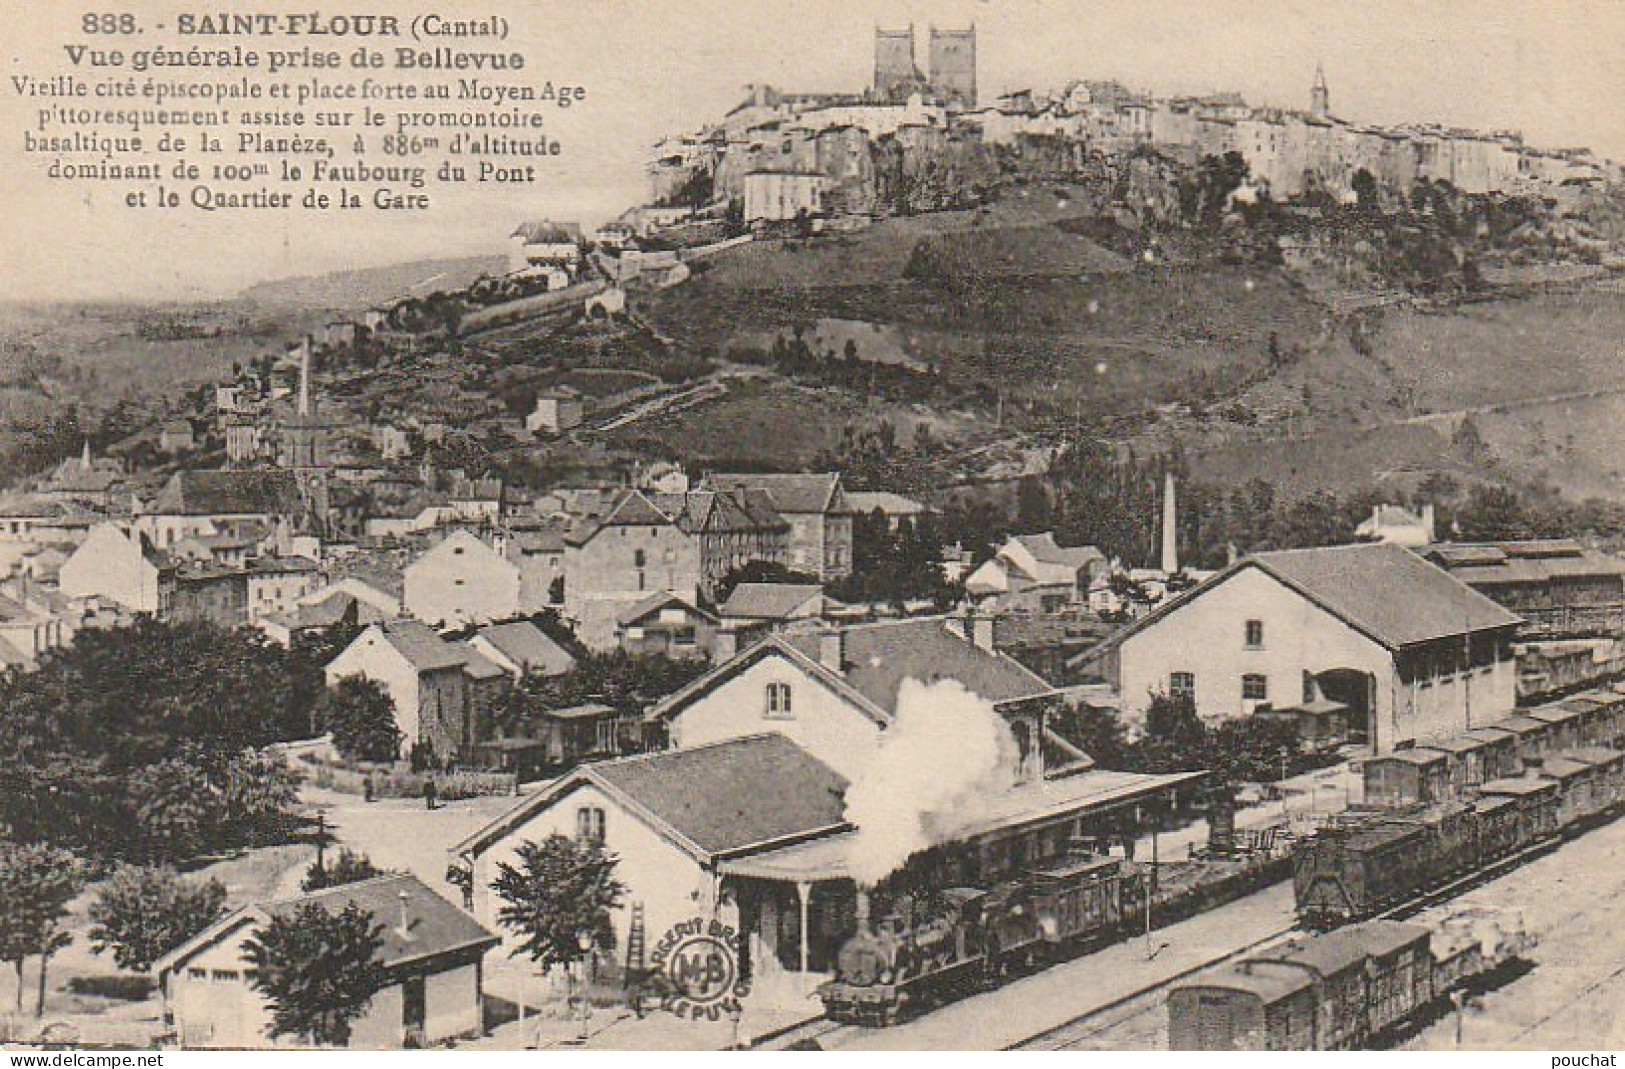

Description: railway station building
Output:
[1089,543,1523,753]
[450,732,1200,1009]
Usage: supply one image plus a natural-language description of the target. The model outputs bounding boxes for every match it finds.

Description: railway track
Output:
[756,823,1589,1051]
[1008,925,1298,1050]
[1015,834,1568,1050]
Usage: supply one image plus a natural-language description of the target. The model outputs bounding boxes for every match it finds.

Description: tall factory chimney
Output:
[296,335,313,419]
[1160,472,1179,576]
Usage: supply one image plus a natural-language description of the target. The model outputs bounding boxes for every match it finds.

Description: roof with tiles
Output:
[455,733,848,862]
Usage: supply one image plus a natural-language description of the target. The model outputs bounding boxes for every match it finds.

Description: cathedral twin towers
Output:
[874,24,977,108]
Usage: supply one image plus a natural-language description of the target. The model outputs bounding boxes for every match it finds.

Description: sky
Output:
[1,0,1622,302]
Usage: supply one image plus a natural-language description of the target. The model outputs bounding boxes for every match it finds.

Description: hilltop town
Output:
[5,23,1625,1054]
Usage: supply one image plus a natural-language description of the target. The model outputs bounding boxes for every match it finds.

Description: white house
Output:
[646,616,1060,783]
[525,391,585,436]
[245,556,321,623]
[59,522,171,615]
[403,530,522,628]
[134,470,303,550]
[1355,504,1437,547]
[743,171,827,223]
[509,220,583,277]
[324,620,503,760]
[718,583,824,629]
[449,734,849,980]
[155,873,497,1049]
[1090,543,1523,752]
[964,532,1107,613]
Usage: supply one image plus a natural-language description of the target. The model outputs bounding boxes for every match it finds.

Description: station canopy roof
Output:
[719,768,1204,883]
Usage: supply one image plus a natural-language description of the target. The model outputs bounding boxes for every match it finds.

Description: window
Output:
[211,969,239,982]
[1242,674,1269,702]
[1169,671,1195,698]
[187,968,206,980]
[1244,619,1265,649]
[764,681,794,719]
[576,806,606,845]
[634,549,646,568]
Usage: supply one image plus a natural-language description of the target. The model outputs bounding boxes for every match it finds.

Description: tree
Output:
[0,842,83,1015]
[1351,168,1380,215]
[127,757,221,862]
[243,902,387,1047]
[221,749,303,847]
[319,677,403,764]
[87,866,227,972]
[1051,704,1131,769]
[1134,692,1212,773]
[491,834,626,968]
[0,620,323,857]
[1211,717,1304,785]
[302,849,387,893]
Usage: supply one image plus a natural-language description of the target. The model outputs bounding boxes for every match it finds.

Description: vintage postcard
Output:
[1,0,1623,1056]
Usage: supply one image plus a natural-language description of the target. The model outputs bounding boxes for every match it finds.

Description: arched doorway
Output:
[1314,668,1376,745]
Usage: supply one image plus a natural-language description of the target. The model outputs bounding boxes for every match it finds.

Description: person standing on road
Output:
[423,777,438,811]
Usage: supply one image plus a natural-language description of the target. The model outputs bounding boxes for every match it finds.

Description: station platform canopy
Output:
[719,768,1205,884]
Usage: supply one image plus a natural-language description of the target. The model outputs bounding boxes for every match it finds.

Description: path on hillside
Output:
[1391,382,1625,428]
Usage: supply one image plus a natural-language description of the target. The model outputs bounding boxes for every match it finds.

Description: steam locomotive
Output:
[819,855,1139,1026]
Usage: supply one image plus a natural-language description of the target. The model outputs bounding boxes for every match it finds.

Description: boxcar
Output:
[1295,822,1424,926]
[1567,747,1625,810]
[1168,962,1318,1050]
[1353,921,1434,1036]
[1461,727,1522,783]
[1363,750,1451,809]
[1370,804,1472,883]
[1471,794,1523,859]
[1250,931,1373,1050]
[1475,776,1560,842]
[1027,855,1130,947]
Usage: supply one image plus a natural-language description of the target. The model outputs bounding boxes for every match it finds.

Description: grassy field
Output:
[651,235,1321,421]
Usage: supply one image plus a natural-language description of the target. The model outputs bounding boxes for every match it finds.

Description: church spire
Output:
[81,438,92,470]
[1311,63,1330,118]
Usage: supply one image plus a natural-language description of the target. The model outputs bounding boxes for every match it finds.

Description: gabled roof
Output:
[1357,504,1427,530]
[454,643,506,680]
[702,473,847,515]
[455,734,849,863]
[566,490,678,546]
[512,220,584,244]
[846,491,929,517]
[149,470,302,517]
[1009,533,1105,569]
[652,489,789,536]
[1104,543,1522,654]
[616,590,717,627]
[473,621,576,676]
[783,618,1054,711]
[721,583,823,621]
[155,873,497,978]
[649,617,1054,727]
[368,619,468,672]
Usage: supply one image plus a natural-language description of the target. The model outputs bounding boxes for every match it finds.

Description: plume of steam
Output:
[842,678,1022,886]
